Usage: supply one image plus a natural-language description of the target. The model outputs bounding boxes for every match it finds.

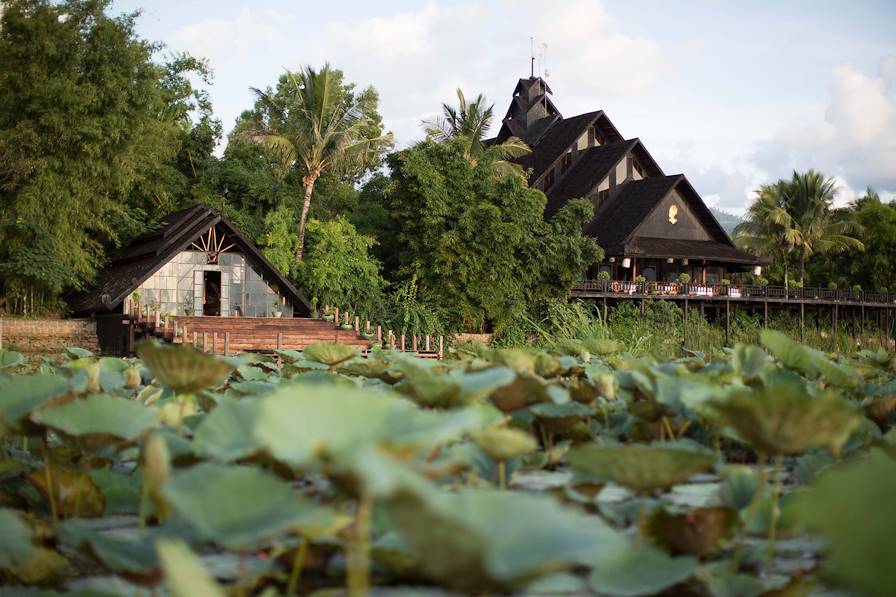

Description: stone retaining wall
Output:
[0,318,99,354]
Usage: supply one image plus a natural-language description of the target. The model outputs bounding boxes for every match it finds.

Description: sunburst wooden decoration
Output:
[192,226,235,264]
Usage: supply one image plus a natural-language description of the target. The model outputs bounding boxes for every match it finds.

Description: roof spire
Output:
[530,36,535,78]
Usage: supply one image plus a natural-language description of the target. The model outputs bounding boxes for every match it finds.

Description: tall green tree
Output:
[0,0,212,313]
[784,170,864,285]
[734,181,797,287]
[424,88,530,178]
[240,64,393,264]
[385,138,601,334]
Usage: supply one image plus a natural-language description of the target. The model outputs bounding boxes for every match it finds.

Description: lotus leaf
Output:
[815,356,863,389]
[61,520,159,574]
[255,384,486,467]
[89,469,142,514]
[470,427,537,462]
[718,466,759,510]
[302,342,359,366]
[64,346,94,359]
[157,539,225,597]
[583,337,624,356]
[760,330,818,377]
[568,444,717,493]
[588,543,698,597]
[394,363,515,408]
[27,465,105,518]
[30,394,157,445]
[731,344,767,381]
[136,341,233,393]
[163,462,323,550]
[1,545,71,584]
[794,449,896,597]
[0,508,33,569]
[488,373,557,412]
[384,486,627,591]
[534,353,564,378]
[338,357,393,379]
[530,402,594,434]
[0,373,70,427]
[709,384,861,455]
[0,349,26,370]
[192,397,262,462]
[491,348,536,372]
[645,506,737,557]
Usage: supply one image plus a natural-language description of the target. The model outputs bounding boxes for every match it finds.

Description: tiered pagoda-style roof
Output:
[490,77,762,270]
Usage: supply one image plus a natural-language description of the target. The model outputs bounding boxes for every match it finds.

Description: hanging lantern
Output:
[666,257,674,264]
[753,265,762,276]
[682,258,689,265]
[609,256,616,263]
[622,257,631,269]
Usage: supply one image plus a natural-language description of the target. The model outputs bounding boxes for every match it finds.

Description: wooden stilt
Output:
[683,297,688,348]
[800,303,805,343]
[763,299,768,328]
[438,336,444,360]
[224,332,230,356]
[725,299,731,346]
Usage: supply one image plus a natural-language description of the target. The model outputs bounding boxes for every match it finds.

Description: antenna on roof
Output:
[542,43,550,78]
[530,37,535,78]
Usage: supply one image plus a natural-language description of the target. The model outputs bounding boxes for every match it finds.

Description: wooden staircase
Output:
[141,316,373,355]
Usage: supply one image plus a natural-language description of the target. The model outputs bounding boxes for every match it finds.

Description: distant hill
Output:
[710,207,742,235]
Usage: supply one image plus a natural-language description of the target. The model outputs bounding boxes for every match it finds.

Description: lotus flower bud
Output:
[124,366,142,389]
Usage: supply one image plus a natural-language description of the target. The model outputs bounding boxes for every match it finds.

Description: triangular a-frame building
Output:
[68,205,310,318]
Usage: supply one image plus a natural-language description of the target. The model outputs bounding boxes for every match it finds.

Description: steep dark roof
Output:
[67,205,310,316]
[586,176,683,250]
[543,140,636,219]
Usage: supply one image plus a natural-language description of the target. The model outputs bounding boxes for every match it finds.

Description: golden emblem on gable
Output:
[668,204,679,225]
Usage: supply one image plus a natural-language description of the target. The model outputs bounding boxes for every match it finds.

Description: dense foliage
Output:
[0,0,215,314]
[0,335,893,594]
[384,138,602,336]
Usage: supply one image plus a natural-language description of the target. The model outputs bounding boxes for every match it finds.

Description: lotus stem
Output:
[41,434,58,523]
[635,493,648,547]
[287,537,308,595]
[347,492,373,597]
[235,552,247,597]
[498,460,507,490]
[766,453,785,567]
[662,416,675,443]
[731,450,769,571]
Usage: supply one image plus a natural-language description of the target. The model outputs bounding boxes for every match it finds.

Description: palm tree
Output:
[423,88,530,178]
[783,170,864,285]
[241,64,393,264]
[735,181,798,287]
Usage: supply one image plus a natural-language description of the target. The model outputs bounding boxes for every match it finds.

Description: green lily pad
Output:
[385,486,627,591]
[61,520,158,574]
[731,344,768,381]
[0,373,70,427]
[489,373,562,413]
[588,543,698,597]
[30,394,157,444]
[64,346,95,359]
[470,426,537,462]
[794,449,896,597]
[192,397,263,462]
[531,402,594,434]
[0,349,26,370]
[137,341,233,393]
[0,508,34,569]
[254,384,486,467]
[645,506,737,557]
[760,330,818,377]
[394,363,515,408]
[710,384,861,455]
[89,469,142,514]
[302,342,359,366]
[569,444,717,493]
[163,462,323,550]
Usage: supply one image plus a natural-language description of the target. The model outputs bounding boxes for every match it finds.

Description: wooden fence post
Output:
[412,335,418,352]
[725,300,731,346]
[212,332,218,354]
[438,335,444,360]
[202,333,208,352]
[155,307,160,328]
[376,325,382,344]
[277,332,283,350]
[334,308,340,327]
[224,332,230,356]
[400,335,406,351]
[683,297,688,348]
[365,320,371,334]
[800,302,805,343]
[425,335,431,352]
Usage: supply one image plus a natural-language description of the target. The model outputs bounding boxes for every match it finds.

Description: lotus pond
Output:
[0,331,895,596]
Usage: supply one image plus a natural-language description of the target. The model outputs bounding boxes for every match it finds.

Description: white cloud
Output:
[754,56,896,195]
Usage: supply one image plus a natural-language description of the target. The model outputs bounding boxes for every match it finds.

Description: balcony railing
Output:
[572,280,896,305]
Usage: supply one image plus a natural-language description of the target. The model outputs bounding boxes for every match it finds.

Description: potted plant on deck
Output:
[310,296,320,319]
[719,278,731,296]
[677,273,691,295]
[597,270,611,290]
[272,298,283,318]
[634,275,646,293]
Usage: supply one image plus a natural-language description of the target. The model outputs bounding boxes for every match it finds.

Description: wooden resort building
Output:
[493,76,768,284]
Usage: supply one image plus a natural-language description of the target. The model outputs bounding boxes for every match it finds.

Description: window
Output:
[593,126,605,145]
[561,152,572,174]
[596,189,610,207]
[543,169,555,190]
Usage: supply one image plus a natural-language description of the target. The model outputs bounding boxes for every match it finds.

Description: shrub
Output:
[755,276,769,287]
[852,284,862,292]
[720,278,731,286]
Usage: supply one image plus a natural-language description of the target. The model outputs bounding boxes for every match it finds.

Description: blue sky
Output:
[116,0,896,214]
